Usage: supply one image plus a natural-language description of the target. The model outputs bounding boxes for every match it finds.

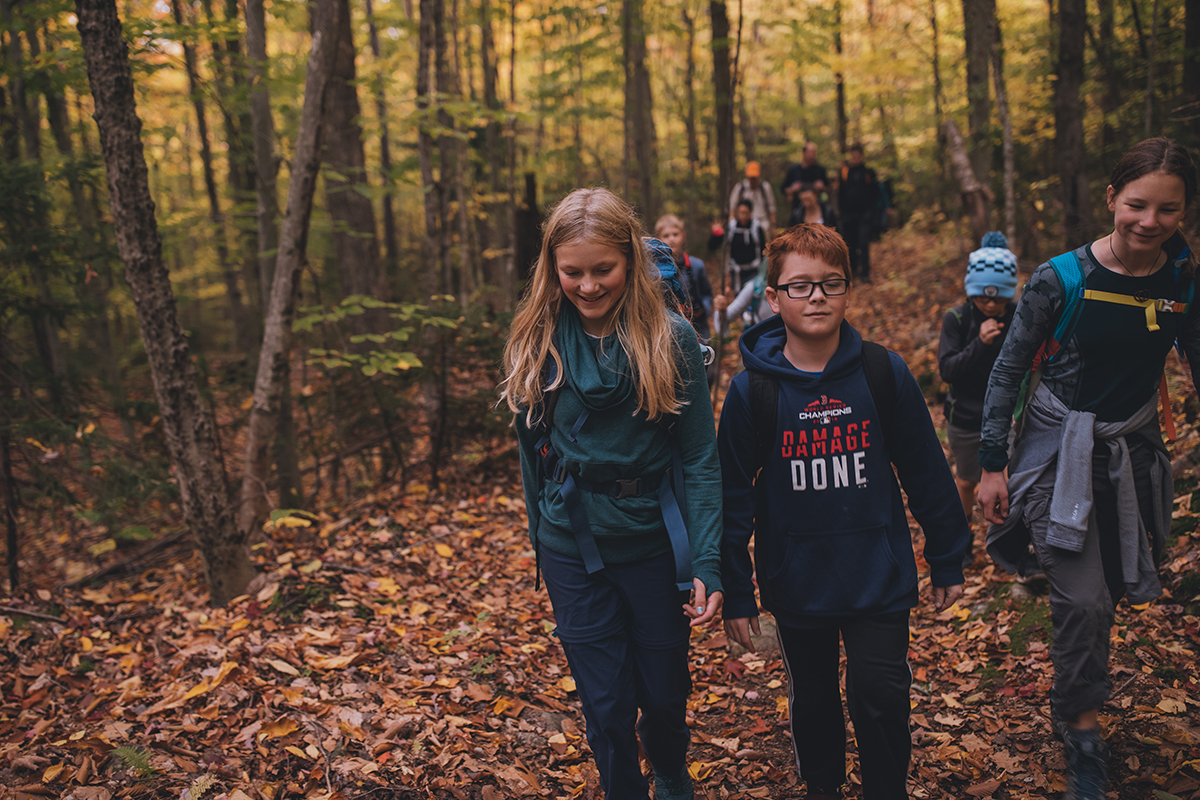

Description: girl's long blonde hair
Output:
[500,188,684,427]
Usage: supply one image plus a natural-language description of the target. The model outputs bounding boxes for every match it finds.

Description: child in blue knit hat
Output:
[937,232,1018,567]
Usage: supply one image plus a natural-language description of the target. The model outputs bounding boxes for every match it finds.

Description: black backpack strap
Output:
[747,368,779,471]
[860,340,897,453]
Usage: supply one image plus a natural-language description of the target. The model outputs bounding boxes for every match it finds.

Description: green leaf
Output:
[116,525,154,543]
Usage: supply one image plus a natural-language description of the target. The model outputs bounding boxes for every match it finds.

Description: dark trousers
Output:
[841,215,872,279]
[776,611,912,800]
[540,546,692,800]
[1025,439,1157,722]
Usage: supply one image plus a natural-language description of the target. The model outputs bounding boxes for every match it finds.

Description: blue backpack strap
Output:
[660,436,694,592]
[1044,251,1086,365]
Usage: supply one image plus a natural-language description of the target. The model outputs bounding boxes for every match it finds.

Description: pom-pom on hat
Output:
[965,231,1018,299]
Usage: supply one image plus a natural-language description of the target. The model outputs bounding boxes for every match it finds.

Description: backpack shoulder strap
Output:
[860,340,897,455]
[747,369,779,472]
[1046,251,1086,359]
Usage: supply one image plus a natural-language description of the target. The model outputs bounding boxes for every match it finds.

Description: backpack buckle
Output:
[551,462,568,484]
[1156,298,1186,313]
[613,478,643,499]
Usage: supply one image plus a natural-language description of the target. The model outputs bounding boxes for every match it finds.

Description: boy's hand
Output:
[979,469,1009,524]
[979,318,1005,345]
[932,583,964,611]
[714,294,729,312]
[684,579,722,627]
[724,616,761,651]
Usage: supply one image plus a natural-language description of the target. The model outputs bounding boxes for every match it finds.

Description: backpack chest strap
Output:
[1080,288,1189,333]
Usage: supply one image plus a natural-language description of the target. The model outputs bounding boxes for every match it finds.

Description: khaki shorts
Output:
[946,423,983,483]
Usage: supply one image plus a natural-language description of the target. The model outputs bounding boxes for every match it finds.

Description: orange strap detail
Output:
[1160,373,1177,443]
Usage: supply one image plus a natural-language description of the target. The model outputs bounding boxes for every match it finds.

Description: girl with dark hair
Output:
[978,137,1200,800]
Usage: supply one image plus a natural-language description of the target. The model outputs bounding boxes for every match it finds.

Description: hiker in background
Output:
[711,269,775,339]
[719,224,968,800]
[656,213,714,340]
[838,143,880,283]
[730,161,777,239]
[978,138,1200,800]
[784,142,830,226]
[937,232,1018,569]
[792,183,838,229]
[501,188,722,800]
[709,199,767,294]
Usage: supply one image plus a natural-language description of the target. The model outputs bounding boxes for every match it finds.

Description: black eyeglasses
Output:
[776,279,850,299]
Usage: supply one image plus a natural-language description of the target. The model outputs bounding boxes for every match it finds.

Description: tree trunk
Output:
[1184,0,1200,147]
[1055,0,1092,248]
[1,0,38,162]
[710,0,734,214]
[1145,0,1160,137]
[945,119,992,243]
[418,0,441,303]
[992,15,1016,249]
[245,0,279,316]
[962,0,994,187]
[0,321,18,592]
[324,0,383,312]
[237,0,337,542]
[1097,0,1121,161]
[737,89,758,164]
[479,0,509,301]
[76,0,255,605]
[683,9,700,248]
[447,0,476,305]
[366,0,399,291]
[433,0,455,298]
[170,0,252,353]
[622,0,658,220]
[834,1,847,156]
[931,0,947,182]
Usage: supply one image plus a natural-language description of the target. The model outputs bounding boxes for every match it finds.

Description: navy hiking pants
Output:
[777,610,912,799]
[540,546,692,799]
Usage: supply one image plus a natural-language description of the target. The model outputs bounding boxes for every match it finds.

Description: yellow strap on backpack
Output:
[1080,289,1189,332]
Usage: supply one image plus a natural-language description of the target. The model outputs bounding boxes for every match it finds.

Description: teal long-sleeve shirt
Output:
[514,313,723,594]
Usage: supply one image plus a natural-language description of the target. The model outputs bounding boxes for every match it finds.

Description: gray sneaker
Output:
[1063,726,1108,800]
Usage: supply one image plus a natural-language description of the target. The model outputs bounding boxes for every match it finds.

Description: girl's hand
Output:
[684,578,722,627]
[724,616,761,651]
[979,469,1009,524]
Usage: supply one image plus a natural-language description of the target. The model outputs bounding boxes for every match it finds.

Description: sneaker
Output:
[1063,726,1108,800]
[653,765,694,800]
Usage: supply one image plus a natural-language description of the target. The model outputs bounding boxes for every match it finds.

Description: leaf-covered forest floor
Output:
[2,226,1200,800]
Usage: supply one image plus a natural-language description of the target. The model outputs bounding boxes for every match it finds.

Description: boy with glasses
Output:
[937,232,1019,568]
[718,224,968,800]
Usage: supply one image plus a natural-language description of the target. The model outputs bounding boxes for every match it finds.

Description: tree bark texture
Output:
[418,0,441,302]
[1185,0,1200,146]
[683,9,700,247]
[710,0,734,214]
[170,0,252,353]
[1055,0,1092,248]
[324,0,383,309]
[245,0,279,316]
[365,0,400,290]
[945,119,992,243]
[962,0,994,188]
[622,0,658,220]
[76,0,255,605]
[237,0,337,541]
[992,17,1016,249]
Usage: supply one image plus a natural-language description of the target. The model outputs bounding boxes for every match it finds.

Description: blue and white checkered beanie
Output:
[965,231,1018,299]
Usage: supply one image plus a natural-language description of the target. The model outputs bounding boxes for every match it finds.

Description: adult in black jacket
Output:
[838,144,880,281]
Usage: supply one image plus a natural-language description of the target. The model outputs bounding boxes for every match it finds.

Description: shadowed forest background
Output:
[1,0,1199,797]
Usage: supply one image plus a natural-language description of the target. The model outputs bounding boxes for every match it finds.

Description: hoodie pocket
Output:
[761,524,910,614]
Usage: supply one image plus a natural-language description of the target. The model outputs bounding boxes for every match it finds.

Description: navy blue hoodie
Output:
[718,317,968,625]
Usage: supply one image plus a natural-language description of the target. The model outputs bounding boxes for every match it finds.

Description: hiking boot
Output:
[653,765,694,800]
[1063,726,1108,800]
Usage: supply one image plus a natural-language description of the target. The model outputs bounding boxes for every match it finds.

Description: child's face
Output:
[555,240,628,337]
[765,252,849,343]
[735,205,753,225]
[972,296,1007,317]
[660,226,686,257]
[800,189,817,207]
